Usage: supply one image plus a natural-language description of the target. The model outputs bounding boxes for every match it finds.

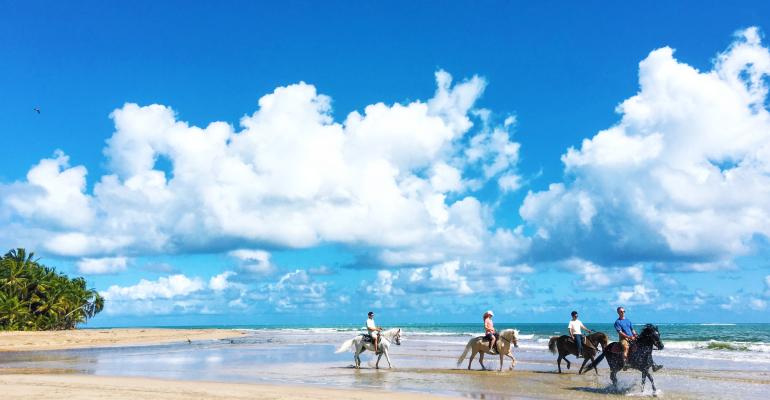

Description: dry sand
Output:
[0,328,246,352]
[0,374,455,400]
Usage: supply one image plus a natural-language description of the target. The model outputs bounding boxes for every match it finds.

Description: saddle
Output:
[361,334,373,343]
[606,341,638,354]
[479,333,501,354]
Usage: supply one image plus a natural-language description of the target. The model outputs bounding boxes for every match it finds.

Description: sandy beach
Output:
[1,327,769,399]
[0,374,455,400]
[0,328,246,352]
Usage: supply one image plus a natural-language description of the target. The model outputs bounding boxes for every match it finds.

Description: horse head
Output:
[501,329,519,348]
[383,328,402,345]
[641,324,663,350]
[589,331,609,350]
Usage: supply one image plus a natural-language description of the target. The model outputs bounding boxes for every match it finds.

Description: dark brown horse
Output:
[583,324,664,395]
[548,331,609,374]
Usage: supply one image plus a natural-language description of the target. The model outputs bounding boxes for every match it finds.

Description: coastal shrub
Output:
[0,248,104,330]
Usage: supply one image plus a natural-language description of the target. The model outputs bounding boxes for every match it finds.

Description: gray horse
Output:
[457,329,520,371]
[336,328,402,369]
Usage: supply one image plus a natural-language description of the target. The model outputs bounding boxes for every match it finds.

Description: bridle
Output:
[497,330,519,348]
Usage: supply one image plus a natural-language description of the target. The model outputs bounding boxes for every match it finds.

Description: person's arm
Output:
[569,324,575,338]
[581,323,591,333]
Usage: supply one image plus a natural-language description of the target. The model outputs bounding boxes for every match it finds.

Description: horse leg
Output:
[648,370,657,395]
[556,354,562,373]
[505,352,516,370]
[468,350,476,370]
[610,370,618,387]
[354,346,361,369]
[375,353,382,369]
[641,369,647,393]
[479,352,486,370]
[589,354,598,375]
[384,350,393,369]
[565,352,571,370]
[578,356,590,374]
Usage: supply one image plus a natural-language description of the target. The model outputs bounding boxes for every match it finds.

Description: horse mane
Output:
[381,328,401,338]
[499,328,519,341]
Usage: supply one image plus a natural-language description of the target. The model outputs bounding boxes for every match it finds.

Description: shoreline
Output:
[0,373,457,400]
[0,328,246,352]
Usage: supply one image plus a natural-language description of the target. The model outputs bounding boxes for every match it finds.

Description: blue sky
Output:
[2,1,770,326]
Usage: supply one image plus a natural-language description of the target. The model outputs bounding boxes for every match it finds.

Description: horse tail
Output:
[457,342,472,366]
[548,336,559,354]
[584,351,605,373]
[335,338,355,353]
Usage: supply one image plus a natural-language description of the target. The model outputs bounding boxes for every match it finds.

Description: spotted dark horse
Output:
[582,324,664,394]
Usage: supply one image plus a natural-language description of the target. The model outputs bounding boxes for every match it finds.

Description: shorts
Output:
[484,332,497,341]
[620,337,630,352]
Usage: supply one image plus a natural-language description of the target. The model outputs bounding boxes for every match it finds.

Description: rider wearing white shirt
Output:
[367,311,382,354]
[569,310,592,358]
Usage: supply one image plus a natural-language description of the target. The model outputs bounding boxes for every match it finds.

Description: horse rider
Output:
[615,306,663,371]
[367,311,383,354]
[483,310,497,354]
[614,306,636,364]
[569,310,592,358]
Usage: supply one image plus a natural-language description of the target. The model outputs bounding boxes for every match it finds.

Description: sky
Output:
[2,1,770,326]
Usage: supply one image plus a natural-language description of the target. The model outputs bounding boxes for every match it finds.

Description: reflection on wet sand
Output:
[1,330,769,399]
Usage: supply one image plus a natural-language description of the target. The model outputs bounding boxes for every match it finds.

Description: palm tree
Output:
[0,248,105,331]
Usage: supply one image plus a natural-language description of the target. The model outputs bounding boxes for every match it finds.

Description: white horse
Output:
[457,329,520,371]
[336,328,402,369]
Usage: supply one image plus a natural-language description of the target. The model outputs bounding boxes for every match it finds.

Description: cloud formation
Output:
[1,71,522,269]
[521,27,770,268]
[76,256,128,275]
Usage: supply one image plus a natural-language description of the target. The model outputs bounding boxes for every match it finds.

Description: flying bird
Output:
[33,107,40,114]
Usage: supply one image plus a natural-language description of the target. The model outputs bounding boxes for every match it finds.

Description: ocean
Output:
[187,322,770,365]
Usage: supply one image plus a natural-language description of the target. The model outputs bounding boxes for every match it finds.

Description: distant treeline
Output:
[0,248,104,330]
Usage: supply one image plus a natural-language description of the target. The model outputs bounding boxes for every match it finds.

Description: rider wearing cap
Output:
[367,311,382,354]
[483,310,497,353]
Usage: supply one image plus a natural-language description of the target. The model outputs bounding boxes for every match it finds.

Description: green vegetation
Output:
[0,248,104,330]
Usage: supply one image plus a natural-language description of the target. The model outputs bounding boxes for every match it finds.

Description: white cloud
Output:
[1,71,523,268]
[521,27,770,267]
[267,270,328,310]
[101,274,205,301]
[617,284,659,305]
[209,271,236,291]
[76,256,128,275]
[229,249,275,274]
[3,151,94,230]
[749,298,767,311]
[566,258,643,290]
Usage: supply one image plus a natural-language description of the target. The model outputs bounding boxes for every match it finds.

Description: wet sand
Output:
[0,328,246,351]
[0,373,455,400]
[1,329,769,399]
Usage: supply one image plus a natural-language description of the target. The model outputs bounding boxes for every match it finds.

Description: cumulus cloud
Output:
[101,274,205,301]
[77,256,128,275]
[267,270,328,310]
[521,27,770,268]
[1,71,523,269]
[617,284,659,305]
[209,271,237,291]
[566,258,643,290]
[229,249,275,275]
[362,259,531,309]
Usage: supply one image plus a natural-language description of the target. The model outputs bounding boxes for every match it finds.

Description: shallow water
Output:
[1,329,769,399]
